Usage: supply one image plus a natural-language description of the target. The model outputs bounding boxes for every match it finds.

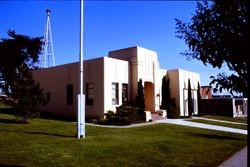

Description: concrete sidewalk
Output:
[218,146,247,167]
[192,117,247,125]
[156,118,247,135]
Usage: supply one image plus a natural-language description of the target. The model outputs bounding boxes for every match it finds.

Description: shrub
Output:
[100,103,143,126]
[104,110,115,119]
[167,105,180,119]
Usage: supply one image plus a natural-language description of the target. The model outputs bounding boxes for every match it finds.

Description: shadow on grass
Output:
[0,129,74,138]
[0,108,15,115]
[0,109,76,122]
[187,132,245,141]
[0,164,25,167]
[0,118,20,124]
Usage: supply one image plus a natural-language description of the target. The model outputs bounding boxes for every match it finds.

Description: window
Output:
[66,84,73,105]
[86,83,94,105]
[122,83,128,103]
[112,83,119,105]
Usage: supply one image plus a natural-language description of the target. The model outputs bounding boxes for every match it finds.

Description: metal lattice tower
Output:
[40,9,55,68]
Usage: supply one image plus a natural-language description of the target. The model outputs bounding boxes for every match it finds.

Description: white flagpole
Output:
[77,0,85,138]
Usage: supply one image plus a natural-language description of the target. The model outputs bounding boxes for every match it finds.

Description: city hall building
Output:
[33,46,200,120]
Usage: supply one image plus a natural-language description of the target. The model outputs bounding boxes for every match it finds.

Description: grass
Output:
[0,113,247,167]
[0,102,10,109]
[188,119,247,130]
[202,115,247,124]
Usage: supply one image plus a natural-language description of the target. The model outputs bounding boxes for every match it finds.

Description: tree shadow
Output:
[186,132,245,141]
[0,108,15,114]
[0,118,20,124]
[0,129,74,138]
[0,164,25,167]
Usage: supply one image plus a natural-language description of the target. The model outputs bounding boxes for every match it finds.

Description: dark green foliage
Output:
[161,75,179,118]
[197,82,202,116]
[0,30,46,123]
[175,0,248,95]
[161,75,170,110]
[100,103,140,126]
[167,101,180,119]
[104,110,115,120]
[188,79,194,117]
[210,73,247,95]
[135,79,145,120]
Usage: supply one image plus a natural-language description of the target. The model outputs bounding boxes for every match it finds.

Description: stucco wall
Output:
[108,46,162,112]
[33,62,79,118]
[84,58,105,119]
[167,69,200,117]
[154,69,167,110]
[103,57,129,113]
[33,46,201,119]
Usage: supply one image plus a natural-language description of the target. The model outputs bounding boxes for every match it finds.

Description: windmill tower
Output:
[40,9,55,68]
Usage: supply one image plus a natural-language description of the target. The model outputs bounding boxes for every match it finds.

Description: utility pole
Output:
[77,0,85,138]
[40,9,55,68]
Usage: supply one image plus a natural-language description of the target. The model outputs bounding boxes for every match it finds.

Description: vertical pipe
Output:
[77,0,85,138]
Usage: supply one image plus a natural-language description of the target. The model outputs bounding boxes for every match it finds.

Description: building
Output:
[33,46,200,120]
[201,86,212,99]
[200,86,248,117]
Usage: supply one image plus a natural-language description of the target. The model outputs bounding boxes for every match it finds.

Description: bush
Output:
[167,106,180,119]
[166,98,180,119]
[99,103,144,126]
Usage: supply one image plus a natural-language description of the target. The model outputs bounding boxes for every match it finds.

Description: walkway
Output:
[193,117,247,125]
[155,118,247,135]
[218,146,247,167]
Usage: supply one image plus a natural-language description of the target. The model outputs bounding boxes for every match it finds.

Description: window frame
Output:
[86,82,94,106]
[122,83,128,103]
[112,82,119,105]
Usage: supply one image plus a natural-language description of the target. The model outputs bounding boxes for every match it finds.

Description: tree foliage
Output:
[135,79,145,120]
[197,82,201,116]
[161,74,179,119]
[0,30,46,122]
[161,75,170,110]
[188,79,194,117]
[175,0,248,95]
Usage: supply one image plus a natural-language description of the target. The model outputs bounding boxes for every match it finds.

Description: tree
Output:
[175,0,248,96]
[161,74,179,118]
[0,30,46,123]
[161,75,170,110]
[135,79,145,120]
[197,82,201,116]
[188,79,194,117]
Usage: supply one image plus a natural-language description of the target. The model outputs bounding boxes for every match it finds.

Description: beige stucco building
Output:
[33,46,200,119]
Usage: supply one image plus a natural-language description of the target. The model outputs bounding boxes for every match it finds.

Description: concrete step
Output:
[151,113,166,121]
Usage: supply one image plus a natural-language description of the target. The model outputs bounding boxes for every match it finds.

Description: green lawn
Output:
[0,113,247,167]
[188,119,247,130]
[0,102,10,109]
[202,115,247,124]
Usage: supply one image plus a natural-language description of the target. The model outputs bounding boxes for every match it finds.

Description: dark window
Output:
[112,83,119,105]
[66,84,73,105]
[86,83,94,105]
[122,83,128,103]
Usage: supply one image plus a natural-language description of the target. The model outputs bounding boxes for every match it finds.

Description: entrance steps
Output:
[146,110,167,122]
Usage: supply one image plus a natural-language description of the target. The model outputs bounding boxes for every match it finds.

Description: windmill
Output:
[40,9,55,68]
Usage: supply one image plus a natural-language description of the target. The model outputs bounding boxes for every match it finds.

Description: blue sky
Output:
[0,1,229,87]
